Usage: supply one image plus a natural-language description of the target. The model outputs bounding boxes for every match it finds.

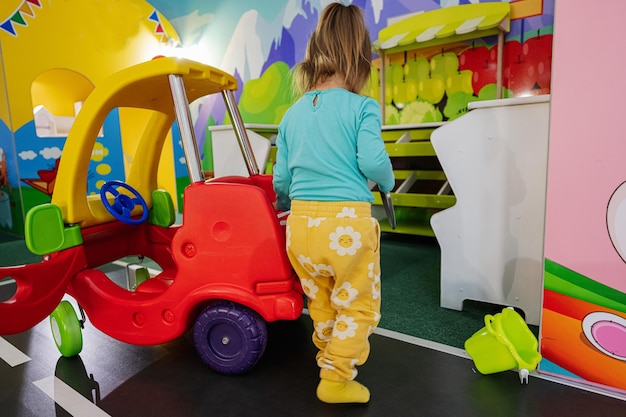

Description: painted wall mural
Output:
[0,0,555,236]
[147,0,554,175]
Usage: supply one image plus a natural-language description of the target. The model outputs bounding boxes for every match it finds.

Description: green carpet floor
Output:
[0,231,536,349]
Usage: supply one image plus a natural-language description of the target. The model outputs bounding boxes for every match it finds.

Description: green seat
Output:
[25,204,82,255]
[149,189,176,227]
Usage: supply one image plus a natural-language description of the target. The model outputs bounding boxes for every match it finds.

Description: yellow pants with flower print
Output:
[286,200,382,382]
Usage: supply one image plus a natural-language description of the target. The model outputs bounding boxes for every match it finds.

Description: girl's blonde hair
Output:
[294,3,371,95]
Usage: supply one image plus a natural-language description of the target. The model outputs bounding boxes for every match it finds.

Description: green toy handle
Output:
[483,312,541,371]
[484,314,496,335]
[484,314,509,346]
[485,314,509,346]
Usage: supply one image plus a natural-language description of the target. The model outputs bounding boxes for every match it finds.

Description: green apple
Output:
[404,56,430,81]
[430,52,459,79]
[445,70,473,96]
[418,76,445,104]
[384,62,403,104]
[393,79,418,108]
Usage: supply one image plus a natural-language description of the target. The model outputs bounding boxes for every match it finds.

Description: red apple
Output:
[459,45,490,72]
[472,64,497,94]
[523,33,553,92]
[523,34,553,63]
[536,59,552,91]
[505,55,537,95]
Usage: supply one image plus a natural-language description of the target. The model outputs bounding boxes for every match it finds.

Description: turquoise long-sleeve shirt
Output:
[273,88,395,211]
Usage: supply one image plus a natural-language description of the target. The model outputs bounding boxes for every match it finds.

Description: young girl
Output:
[273,3,395,404]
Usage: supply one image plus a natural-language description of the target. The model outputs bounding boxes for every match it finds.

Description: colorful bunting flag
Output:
[148,9,176,45]
[0,3,174,45]
[0,0,42,37]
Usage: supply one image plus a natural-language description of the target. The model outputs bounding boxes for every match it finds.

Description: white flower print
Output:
[350,358,359,379]
[316,319,334,341]
[285,225,291,248]
[301,278,319,299]
[331,282,358,308]
[367,262,374,279]
[297,254,318,276]
[373,311,381,325]
[333,314,358,340]
[337,207,357,218]
[329,226,362,256]
[307,216,325,227]
[315,263,335,278]
[317,357,336,370]
[372,272,381,300]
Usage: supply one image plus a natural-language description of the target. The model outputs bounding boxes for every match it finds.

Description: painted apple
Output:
[535,59,552,92]
[499,40,521,86]
[459,45,490,72]
[523,33,553,91]
[404,56,430,81]
[505,55,537,95]
[446,70,473,96]
[430,52,459,80]
[393,79,418,108]
[418,76,445,104]
[523,34,553,64]
[472,63,497,94]
[384,62,403,104]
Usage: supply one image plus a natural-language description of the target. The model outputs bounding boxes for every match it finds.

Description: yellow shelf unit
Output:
[375,123,456,235]
[370,3,511,235]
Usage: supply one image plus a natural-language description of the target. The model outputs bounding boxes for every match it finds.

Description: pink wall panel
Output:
[546,0,626,292]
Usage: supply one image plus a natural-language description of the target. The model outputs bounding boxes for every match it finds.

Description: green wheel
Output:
[50,300,83,357]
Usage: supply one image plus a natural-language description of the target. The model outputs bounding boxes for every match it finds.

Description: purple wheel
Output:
[193,301,268,375]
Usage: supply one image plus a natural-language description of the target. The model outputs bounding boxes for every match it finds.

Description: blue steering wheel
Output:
[100,180,149,225]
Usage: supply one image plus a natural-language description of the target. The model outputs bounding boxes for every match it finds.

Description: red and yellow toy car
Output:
[0,57,303,374]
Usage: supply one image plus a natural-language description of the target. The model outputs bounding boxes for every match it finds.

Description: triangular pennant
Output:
[149,10,159,22]
[19,2,35,17]
[0,20,16,36]
[10,11,26,26]
[0,20,17,36]
[26,0,42,7]
[155,23,164,34]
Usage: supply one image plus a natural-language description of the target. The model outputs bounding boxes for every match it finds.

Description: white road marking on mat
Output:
[33,376,111,417]
[373,327,471,359]
[0,337,30,366]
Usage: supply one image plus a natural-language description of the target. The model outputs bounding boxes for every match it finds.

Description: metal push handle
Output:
[168,74,204,183]
[222,89,259,176]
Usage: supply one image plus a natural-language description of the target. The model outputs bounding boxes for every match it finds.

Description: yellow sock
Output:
[316,379,370,404]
